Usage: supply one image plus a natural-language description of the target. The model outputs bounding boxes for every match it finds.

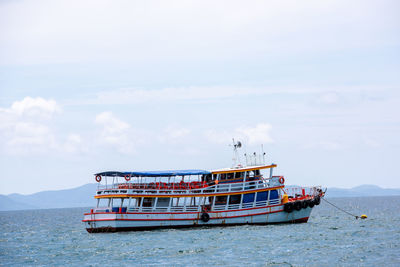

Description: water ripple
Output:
[1,196,400,266]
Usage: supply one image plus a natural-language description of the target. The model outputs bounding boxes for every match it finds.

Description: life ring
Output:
[95,175,101,182]
[279,177,285,184]
[124,175,131,181]
[200,212,210,222]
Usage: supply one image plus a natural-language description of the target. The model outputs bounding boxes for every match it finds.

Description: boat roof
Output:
[95,170,211,177]
[211,164,277,174]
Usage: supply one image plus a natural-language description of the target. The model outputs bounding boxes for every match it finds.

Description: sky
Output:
[0,0,399,195]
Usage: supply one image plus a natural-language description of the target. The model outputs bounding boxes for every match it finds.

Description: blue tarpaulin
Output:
[95,170,210,177]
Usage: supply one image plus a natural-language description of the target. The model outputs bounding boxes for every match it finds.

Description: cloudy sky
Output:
[0,0,399,194]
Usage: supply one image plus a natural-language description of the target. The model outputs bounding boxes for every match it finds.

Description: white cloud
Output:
[159,126,191,144]
[317,92,340,105]
[205,123,274,145]
[92,86,265,104]
[363,137,380,148]
[95,112,136,153]
[0,97,82,154]
[95,111,130,134]
[10,97,60,119]
[62,133,84,153]
[81,85,390,106]
[1,0,397,65]
[0,97,60,154]
[237,124,274,145]
[6,122,57,154]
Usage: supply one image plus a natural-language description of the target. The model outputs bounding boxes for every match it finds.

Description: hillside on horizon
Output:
[1,183,399,211]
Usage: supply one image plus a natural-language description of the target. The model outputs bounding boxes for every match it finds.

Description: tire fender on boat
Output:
[201,212,210,222]
[301,200,309,209]
[294,201,302,211]
[284,202,294,213]
[309,199,315,208]
[314,195,321,205]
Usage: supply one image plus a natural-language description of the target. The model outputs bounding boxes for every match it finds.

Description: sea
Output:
[1,196,399,266]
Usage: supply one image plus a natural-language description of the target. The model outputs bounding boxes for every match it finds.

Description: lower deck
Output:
[83,203,313,232]
[90,188,283,216]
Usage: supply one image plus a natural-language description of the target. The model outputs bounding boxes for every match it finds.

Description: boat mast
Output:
[232,138,242,167]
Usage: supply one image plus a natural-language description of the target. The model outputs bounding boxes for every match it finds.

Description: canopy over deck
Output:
[95,170,211,177]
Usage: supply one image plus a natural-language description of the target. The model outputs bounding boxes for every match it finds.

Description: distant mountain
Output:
[1,183,98,211]
[0,195,38,211]
[324,184,400,198]
[0,183,399,211]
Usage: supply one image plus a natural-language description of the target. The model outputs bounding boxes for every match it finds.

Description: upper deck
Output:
[93,164,283,198]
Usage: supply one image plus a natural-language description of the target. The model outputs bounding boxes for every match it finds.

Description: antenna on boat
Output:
[261,144,266,165]
[231,138,242,167]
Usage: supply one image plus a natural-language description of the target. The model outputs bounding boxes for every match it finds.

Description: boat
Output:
[83,142,324,232]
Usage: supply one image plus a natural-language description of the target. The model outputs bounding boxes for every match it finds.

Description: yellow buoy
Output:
[282,194,288,204]
[360,214,367,219]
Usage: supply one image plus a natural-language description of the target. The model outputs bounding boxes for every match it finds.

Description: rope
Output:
[321,197,360,219]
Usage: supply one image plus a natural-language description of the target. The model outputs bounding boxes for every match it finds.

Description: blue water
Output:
[1,196,399,266]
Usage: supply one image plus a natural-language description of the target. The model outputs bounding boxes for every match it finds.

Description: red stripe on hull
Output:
[82,209,284,222]
[83,203,283,216]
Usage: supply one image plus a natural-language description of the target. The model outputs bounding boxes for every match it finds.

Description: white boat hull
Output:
[83,204,313,232]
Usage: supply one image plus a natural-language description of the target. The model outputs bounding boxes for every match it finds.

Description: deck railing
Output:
[96,177,283,196]
[283,186,321,198]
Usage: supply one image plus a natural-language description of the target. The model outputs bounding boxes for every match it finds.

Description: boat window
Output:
[215,196,227,205]
[254,170,260,176]
[156,198,170,207]
[98,198,109,207]
[229,194,241,204]
[212,174,218,180]
[269,190,279,200]
[203,174,212,182]
[112,198,122,207]
[243,193,255,203]
[227,173,234,180]
[171,197,181,206]
[220,173,227,180]
[256,191,268,201]
[129,198,140,207]
[143,197,153,207]
[234,172,243,179]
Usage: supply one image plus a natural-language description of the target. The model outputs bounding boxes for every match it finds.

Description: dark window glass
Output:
[256,191,268,201]
[229,194,241,204]
[215,196,227,205]
[270,190,279,200]
[243,193,255,203]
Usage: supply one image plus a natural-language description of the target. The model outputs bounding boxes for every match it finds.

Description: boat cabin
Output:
[92,164,285,214]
